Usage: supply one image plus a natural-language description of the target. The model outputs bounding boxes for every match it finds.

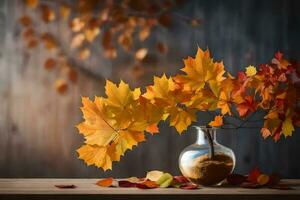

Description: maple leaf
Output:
[209,115,223,127]
[236,96,256,117]
[282,117,294,137]
[105,80,141,129]
[245,65,257,77]
[179,48,225,92]
[77,144,114,171]
[77,97,117,146]
[144,74,196,133]
[217,91,231,115]
[77,81,155,170]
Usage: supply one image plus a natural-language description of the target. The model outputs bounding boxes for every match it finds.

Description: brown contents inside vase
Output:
[184,153,234,186]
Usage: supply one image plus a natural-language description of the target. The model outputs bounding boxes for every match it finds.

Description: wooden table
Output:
[0,179,299,200]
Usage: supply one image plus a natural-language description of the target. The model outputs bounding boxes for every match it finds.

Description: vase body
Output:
[179,126,235,186]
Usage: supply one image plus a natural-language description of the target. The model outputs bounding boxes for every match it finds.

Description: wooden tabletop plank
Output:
[0,178,300,196]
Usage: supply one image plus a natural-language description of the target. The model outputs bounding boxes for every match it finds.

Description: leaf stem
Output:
[204,128,215,159]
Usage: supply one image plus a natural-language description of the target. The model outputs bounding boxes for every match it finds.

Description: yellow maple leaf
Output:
[217,91,231,115]
[77,97,117,146]
[282,117,294,137]
[179,48,225,92]
[105,80,141,129]
[77,144,119,171]
[144,74,196,133]
[77,81,156,171]
[245,65,257,77]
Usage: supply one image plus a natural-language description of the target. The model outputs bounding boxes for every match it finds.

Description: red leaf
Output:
[55,184,76,189]
[180,183,199,190]
[241,182,260,189]
[268,173,281,186]
[247,167,261,183]
[136,180,158,189]
[238,72,247,82]
[118,180,137,188]
[269,183,292,190]
[173,176,189,184]
[227,174,247,185]
[236,96,256,117]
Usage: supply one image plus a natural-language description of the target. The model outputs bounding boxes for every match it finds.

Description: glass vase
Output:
[179,126,236,186]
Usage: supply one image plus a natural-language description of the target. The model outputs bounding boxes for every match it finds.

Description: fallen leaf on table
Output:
[257,174,269,186]
[267,173,281,186]
[96,177,113,187]
[55,184,76,189]
[146,170,164,182]
[269,183,293,190]
[173,176,189,184]
[247,167,261,183]
[118,180,137,188]
[240,182,260,189]
[180,183,199,190]
[156,173,173,188]
[227,174,247,185]
[136,180,158,189]
[127,177,142,183]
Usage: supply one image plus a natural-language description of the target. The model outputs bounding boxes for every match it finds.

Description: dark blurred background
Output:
[0,0,299,178]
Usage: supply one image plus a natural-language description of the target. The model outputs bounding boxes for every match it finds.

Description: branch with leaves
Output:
[18,0,201,93]
[76,47,300,171]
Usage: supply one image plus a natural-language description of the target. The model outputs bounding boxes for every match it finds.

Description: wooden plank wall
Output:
[0,0,299,178]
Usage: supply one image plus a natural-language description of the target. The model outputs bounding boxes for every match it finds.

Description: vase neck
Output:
[194,127,217,145]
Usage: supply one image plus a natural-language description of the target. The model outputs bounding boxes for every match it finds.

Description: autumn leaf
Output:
[261,128,271,139]
[236,96,256,117]
[40,4,56,23]
[70,18,85,32]
[25,0,38,9]
[55,79,68,94]
[96,177,113,187]
[179,48,225,92]
[282,117,294,137]
[77,80,159,170]
[60,4,71,20]
[146,170,164,182]
[19,16,32,26]
[247,167,261,183]
[245,65,257,77]
[71,33,85,49]
[209,115,223,127]
[135,48,148,61]
[55,184,76,189]
[85,27,100,42]
[79,48,91,60]
[217,91,231,115]
[257,174,269,186]
[77,144,115,170]
[44,58,56,70]
[144,74,196,133]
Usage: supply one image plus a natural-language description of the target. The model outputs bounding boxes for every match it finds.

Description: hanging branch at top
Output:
[76,47,300,171]
[18,0,202,93]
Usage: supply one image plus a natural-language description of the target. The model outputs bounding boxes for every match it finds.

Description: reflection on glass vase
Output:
[179,126,236,186]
